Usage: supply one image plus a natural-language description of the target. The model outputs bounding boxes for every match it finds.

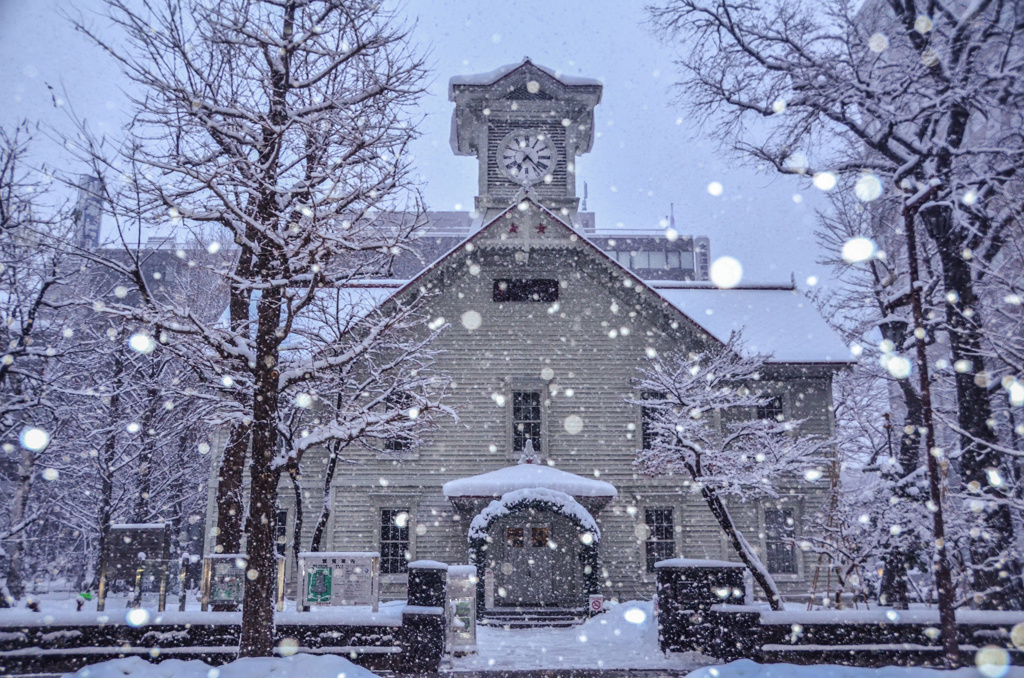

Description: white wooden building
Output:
[204,60,850,621]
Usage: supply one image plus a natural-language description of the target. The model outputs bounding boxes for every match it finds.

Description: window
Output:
[757,395,784,422]
[531,526,550,547]
[649,250,667,269]
[380,508,410,574]
[667,251,681,269]
[382,394,414,454]
[274,508,288,557]
[645,508,676,572]
[630,251,649,268]
[512,390,542,452]
[493,279,558,302]
[639,391,664,450]
[765,507,797,574]
[506,527,524,547]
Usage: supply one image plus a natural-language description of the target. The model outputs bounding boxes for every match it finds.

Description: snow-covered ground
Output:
[449,600,711,671]
[63,655,1024,678]
[5,594,1021,677]
[684,661,1024,678]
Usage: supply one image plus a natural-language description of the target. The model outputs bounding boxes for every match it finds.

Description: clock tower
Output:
[449,59,602,224]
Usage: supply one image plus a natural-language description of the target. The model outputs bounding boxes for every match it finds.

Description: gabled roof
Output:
[357,193,851,366]
[448,58,603,98]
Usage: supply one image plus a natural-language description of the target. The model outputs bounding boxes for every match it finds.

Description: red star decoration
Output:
[535,222,547,235]
[508,223,519,234]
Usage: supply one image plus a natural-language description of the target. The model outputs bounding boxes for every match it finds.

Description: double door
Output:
[499,521,553,606]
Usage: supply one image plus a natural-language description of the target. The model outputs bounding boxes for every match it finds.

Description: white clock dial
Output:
[498,131,554,185]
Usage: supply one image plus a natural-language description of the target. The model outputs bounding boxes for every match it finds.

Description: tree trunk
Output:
[5,444,35,602]
[239,286,285,657]
[921,204,1023,609]
[215,422,249,555]
[92,336,127,592]
[288,460,302,577]
[701,485,783,610]
[133,377,161,522]
[310,439,343,552]
[878,327,926,609]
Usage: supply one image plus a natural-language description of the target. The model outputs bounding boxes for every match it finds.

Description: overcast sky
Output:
[0,0,832,285]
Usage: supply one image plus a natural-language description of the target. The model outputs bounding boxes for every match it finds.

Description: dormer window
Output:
[493,279,559,303]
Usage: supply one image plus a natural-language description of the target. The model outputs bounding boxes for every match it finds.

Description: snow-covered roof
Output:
[651,285,851,364]
[654,558,747,569]
[443,463,617,499]
[468,488,601,541]
[448,59,602,97]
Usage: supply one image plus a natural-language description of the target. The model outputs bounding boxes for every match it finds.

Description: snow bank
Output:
[452,600,707,671]
[761,608,1024,626]
[467,488,600,541]
[64,653,380,678]
[682,659,1024,678]
[443,463,617,498]
[0,599,407,627]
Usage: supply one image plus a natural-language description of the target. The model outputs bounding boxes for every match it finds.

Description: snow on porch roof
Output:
[442,464,617,499]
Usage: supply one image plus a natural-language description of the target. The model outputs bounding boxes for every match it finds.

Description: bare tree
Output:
[631,338,832,610]
[0,124,78,603]
[66,0,435,655]
[649,0,1024,609]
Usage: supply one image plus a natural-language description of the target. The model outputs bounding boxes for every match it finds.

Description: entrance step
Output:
[480,607,586,628]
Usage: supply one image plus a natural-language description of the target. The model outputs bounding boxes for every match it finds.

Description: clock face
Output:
[498,131,555,185]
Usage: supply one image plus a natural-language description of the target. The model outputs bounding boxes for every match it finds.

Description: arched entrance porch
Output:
[467,488,601,613]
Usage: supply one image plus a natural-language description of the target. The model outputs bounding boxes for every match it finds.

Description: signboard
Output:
[298,552,379,611]
[105,523,170,578]
[200,553,284,611]
[589,594,604,615]
[447,565,477,655]
[484,568,495,609]
[97,523,171,612]
[210,558,245,604]
[306,565,332,604]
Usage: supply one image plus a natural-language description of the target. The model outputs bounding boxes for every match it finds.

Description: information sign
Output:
[306,565,332,604]
[210,558,244,603]
[447,565,477,655]
[97,523,171,612]
[298,552,379,611]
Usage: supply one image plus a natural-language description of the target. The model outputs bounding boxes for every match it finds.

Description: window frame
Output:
[369,493,419,583]
[505,378,547,459]
[644,506,677,573]
[273,507,289,558]
[378,507,412,575]
[492,278,559,303]
[637,391,665,452]
[757,394,786,422]
[762,504,800,577]
[375,393,420,460]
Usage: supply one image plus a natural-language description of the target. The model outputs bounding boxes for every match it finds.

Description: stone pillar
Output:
[655,559,747,654]
[400,560,448,671]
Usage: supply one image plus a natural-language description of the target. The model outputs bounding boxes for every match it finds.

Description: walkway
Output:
[446,601,712,673]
